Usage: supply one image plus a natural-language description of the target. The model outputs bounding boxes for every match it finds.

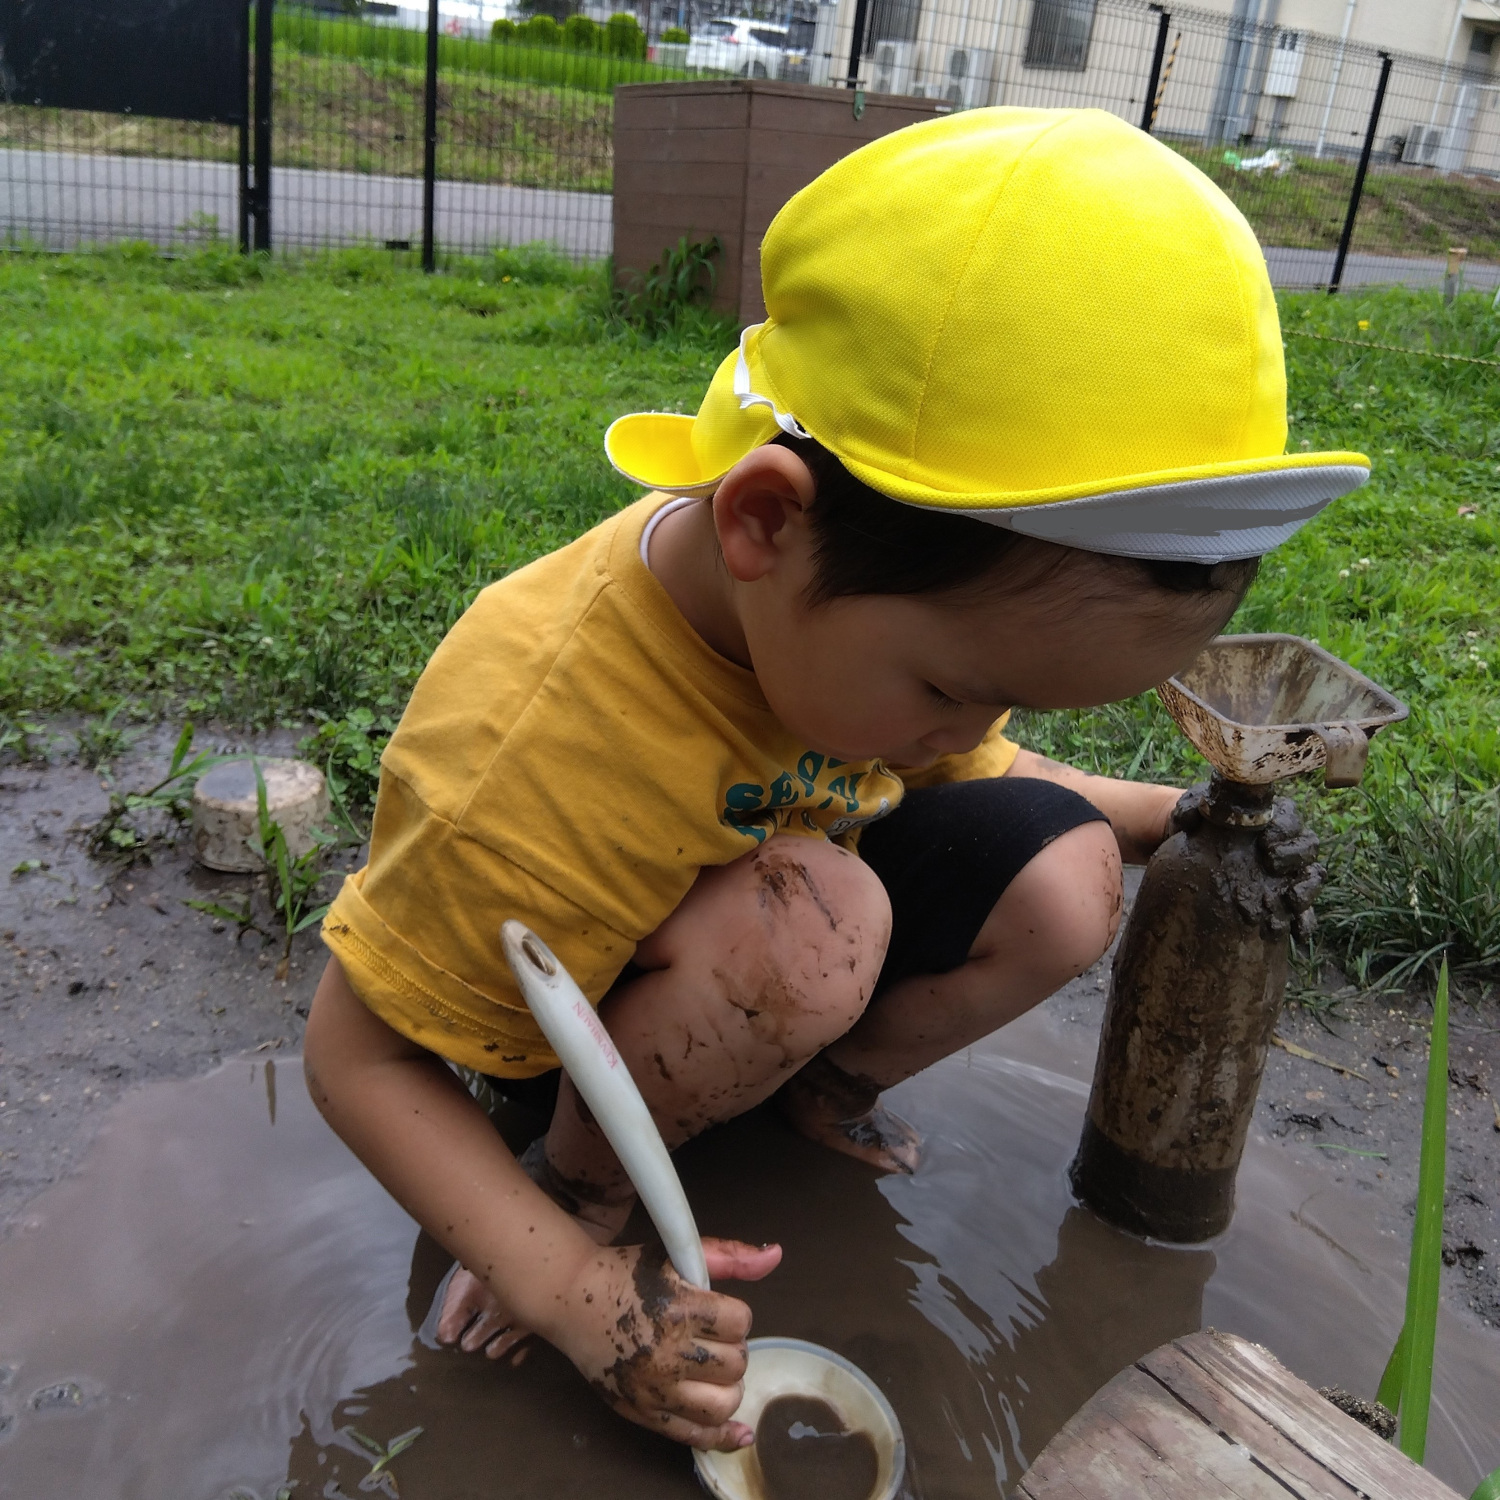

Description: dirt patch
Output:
[0,724,359,1229]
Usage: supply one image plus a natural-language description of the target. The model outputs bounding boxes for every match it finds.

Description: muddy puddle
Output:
[1,1007,1496,1500]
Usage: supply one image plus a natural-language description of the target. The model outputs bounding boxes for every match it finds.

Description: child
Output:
[305,107,1364,1453]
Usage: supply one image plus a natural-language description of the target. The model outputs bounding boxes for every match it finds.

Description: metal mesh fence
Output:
[3,0,1500,289]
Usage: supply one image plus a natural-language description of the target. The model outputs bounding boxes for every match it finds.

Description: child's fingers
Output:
[702,1236,783,1283]
[618,1403,754,1452]
[676,1334,749,1383]
[665,1375,748,1428]
[681,1287,754,1344]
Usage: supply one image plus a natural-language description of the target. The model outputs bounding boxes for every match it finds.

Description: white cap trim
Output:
[934,464,1370,562]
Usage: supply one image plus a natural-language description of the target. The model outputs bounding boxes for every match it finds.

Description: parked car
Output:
[685,17,798,78]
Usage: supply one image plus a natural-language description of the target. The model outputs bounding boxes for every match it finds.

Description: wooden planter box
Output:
[613,80,949,326]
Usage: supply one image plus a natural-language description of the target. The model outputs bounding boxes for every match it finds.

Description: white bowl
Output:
[694,1337,905,1500]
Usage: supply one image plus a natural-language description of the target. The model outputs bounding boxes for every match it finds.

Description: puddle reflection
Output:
[0,1015,1494,1500]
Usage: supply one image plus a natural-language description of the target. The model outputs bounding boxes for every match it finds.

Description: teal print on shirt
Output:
[721,753,887,844]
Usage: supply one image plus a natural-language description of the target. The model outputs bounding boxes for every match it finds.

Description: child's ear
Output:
[713,445,818,584]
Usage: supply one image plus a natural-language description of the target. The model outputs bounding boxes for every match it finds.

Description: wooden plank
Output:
[1173,1333,1462,1500]
[614,89,750,133]
[745,89,940,139]
[614,158,749,201]
[1022,1367,1279,1498]
[1096,1367,1307,1498]
[1138,1344,1362,1500]
[613,125,749,166]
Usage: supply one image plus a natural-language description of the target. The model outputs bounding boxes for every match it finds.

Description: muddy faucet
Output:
[1069,634,1408,1244]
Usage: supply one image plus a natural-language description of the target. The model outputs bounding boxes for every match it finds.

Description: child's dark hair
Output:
[776,434,1260,612]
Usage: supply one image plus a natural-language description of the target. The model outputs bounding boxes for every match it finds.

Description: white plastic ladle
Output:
[499,919,710,1290]
[501,920,907,1499]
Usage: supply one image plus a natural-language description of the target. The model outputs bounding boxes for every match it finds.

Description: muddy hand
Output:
[1257,795,1324,937]
[554,1237,782,1451]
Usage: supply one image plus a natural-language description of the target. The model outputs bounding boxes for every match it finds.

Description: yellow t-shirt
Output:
[323,495,1018,1075]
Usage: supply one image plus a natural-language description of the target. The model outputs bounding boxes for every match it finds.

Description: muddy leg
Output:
[540,835,891,1213]
[783,820,1123,1171]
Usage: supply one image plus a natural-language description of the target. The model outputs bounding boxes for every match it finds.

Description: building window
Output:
[1469,26,1496,55]
[1024,0,1098,71]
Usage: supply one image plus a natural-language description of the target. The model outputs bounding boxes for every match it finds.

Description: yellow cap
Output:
[605,107,1367,563]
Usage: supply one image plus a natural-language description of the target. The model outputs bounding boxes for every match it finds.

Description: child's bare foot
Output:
[435,1136,636,1358]
[780,1055,922,1174]
[437,1264,533,1360]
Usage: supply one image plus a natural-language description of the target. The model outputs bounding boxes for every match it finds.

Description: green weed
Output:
[84,724,219,864]
[1376,958,1450,1464]
[1317,775,1500,991]
[613,234,725,334]
[73,703,134,772]
[253,764,337,980]
[341,1423,424,1498]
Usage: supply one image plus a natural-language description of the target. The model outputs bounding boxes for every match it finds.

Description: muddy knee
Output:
[637,834,890,1062]
[737,836,891,1054]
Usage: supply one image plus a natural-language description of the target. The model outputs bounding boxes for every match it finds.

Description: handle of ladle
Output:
[500,920,711,1291]
[1315,722,1369,789]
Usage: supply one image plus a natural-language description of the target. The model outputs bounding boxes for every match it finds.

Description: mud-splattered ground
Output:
[1,726,1496,1485]
[0,725,361,1227]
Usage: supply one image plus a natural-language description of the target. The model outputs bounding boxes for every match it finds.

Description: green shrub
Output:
[661,25,689,42]
[490,16,516,39]
[518,13,562,45]
[604,11,646,57]
[561,13,601,48]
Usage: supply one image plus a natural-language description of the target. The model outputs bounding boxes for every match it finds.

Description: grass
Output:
[0,249,1495,984]
[1176,143,1500,261]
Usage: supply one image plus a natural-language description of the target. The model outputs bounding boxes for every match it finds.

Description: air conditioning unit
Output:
[935,45,993,110]
[1401,125,1445,165]
[1263,30,1304,99]
[869,39,920,96]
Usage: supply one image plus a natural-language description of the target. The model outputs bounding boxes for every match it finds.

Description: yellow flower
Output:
[1357,319,1370,330]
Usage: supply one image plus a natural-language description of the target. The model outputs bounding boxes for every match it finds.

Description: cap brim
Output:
[914,458,1370,562]
[605,413,725,497]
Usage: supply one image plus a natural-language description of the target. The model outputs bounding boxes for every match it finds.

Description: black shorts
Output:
[487,776,1105,1116]
[857,775,1108,994]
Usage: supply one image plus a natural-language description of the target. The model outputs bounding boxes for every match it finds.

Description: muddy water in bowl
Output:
[695,1338,902,1500]
[756,1396,878,1500]
[0,1008,1498,1499]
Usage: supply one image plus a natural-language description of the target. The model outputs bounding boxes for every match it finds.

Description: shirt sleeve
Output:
[898,712,1021,790]
[321,768,635,1077]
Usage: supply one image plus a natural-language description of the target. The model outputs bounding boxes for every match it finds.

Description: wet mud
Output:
[0,1004,1497,1500]
[754,1395,879,1500]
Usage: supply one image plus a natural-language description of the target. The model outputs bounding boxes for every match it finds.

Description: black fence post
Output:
[422,0,439,273]
[1329,51,1392,295]
[252,0,272,253]
[845,0,870,88]
[238,121,251,254]
[1140,6,1171,134]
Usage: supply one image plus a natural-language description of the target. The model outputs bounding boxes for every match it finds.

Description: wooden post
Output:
[1444,246,1467,304]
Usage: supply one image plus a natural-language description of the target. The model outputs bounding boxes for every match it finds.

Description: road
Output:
[2,148,1494,294]
[0,148,611,258]
[1264,244,1500,292]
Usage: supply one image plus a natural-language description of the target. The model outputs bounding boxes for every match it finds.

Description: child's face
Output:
[715,451,1233,768]
[747,572,1227,768]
